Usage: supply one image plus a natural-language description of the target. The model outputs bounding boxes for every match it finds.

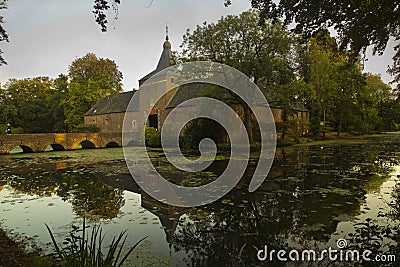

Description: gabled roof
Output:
[166,83,310,112]
[84,91,136,116]
[166,83,209,108]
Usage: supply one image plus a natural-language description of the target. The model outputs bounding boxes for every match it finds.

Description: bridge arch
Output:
[10,145,34,154]
[45,144,66,152]
[106,141,120,148]
[79,140,96,149]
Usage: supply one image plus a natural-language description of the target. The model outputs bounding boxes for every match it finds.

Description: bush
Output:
[0,124,24,134]
[180,118,225,149]
[0,124,6,135]
[277,137,296,147]
[74,124,100,133]
[11,127,24,134]
[145,127,161,147]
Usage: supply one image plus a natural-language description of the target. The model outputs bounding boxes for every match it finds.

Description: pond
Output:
[0,133,399,266]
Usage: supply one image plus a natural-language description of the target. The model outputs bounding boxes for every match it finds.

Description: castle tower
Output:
[134,27,177,131]
[138,26,173,86]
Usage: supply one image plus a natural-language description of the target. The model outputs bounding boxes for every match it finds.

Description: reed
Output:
[45,219,146,267]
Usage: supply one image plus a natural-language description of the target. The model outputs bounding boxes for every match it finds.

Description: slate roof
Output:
[84,90,136,116]
[166,83,211,108]
[166,83,309,112]
[268,101,309,112]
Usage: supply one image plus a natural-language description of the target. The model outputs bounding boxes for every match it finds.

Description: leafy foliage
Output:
[295,30,397,135]
[0,0,8,65]
[0,76,67,133]
[90,0,399,89]
[145,126,161,148]
[248,0,400,89]
[93,0,121,32]
[180,118,226,150]
[0,53,122,133]
[63,53,123,130]
[179,12,398,138]
[73,123,100,133]
[180,10,294,86]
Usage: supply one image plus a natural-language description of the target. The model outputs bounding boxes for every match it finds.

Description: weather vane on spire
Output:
[166,23,169,41]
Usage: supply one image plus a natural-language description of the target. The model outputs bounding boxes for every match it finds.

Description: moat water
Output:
[0,133,399,266]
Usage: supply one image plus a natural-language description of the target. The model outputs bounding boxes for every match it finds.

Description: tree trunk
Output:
[243,105,253,143]
[337,110,343,137]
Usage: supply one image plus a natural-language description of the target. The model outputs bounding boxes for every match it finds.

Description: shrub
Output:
[145,127,161,147]
[74,124,100,133]
[180,118,225,149]
[11,127,24,134]
[0,124,24,134]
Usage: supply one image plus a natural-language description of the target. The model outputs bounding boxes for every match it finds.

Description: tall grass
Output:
[45,219,146,267]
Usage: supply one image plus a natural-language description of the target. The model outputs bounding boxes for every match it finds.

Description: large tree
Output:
[63,53,122,130]
[180,10,294,86]
[248,0,400,90]
[0,77,63,133]
[50,74,69,132]
[179,10,304,141]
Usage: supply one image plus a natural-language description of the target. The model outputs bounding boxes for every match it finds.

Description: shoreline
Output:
[0,228,55,267]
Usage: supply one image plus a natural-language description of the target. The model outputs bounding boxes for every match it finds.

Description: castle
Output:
[84,32,309,140]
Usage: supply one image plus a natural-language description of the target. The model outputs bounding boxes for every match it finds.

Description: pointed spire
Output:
[166,23,169,41]
[138,26,173,86]
[163,23,171,50]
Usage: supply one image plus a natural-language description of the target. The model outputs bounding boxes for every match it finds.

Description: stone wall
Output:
[84,113,126,133]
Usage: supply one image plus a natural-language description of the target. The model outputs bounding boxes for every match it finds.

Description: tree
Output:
[180,10,294,86]
[63,53,122,130]
[303,32,343,135]
[50,74,69,132]
[0,0,8,65]
[0,77,60,133]
[93,0,121,32]
[365,73,400,130]
[294,30,389,135]
[247,0,400,89]
[91,1,399,84]
[179,10,302,141]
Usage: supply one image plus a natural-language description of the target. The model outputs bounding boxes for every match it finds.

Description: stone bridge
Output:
[0,133,125,154]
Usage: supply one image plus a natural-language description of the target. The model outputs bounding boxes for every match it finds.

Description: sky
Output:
[0,0,396,90]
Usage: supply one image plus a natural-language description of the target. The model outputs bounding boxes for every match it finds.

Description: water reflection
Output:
[2,166,124,220]
[0,134,399,265]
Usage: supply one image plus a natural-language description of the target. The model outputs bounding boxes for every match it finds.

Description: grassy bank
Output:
[292,132,399,147]
[275,131,400,147]
[0,229,54,267]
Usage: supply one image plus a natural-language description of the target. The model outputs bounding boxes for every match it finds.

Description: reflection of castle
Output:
[95,169,187,244]
[84,29,309,139]
[141,191,187,244]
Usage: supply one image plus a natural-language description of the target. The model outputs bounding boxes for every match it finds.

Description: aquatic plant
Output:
[45,219,146,267]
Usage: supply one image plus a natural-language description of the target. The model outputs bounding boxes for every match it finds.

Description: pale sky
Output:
[0,0,396,90]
